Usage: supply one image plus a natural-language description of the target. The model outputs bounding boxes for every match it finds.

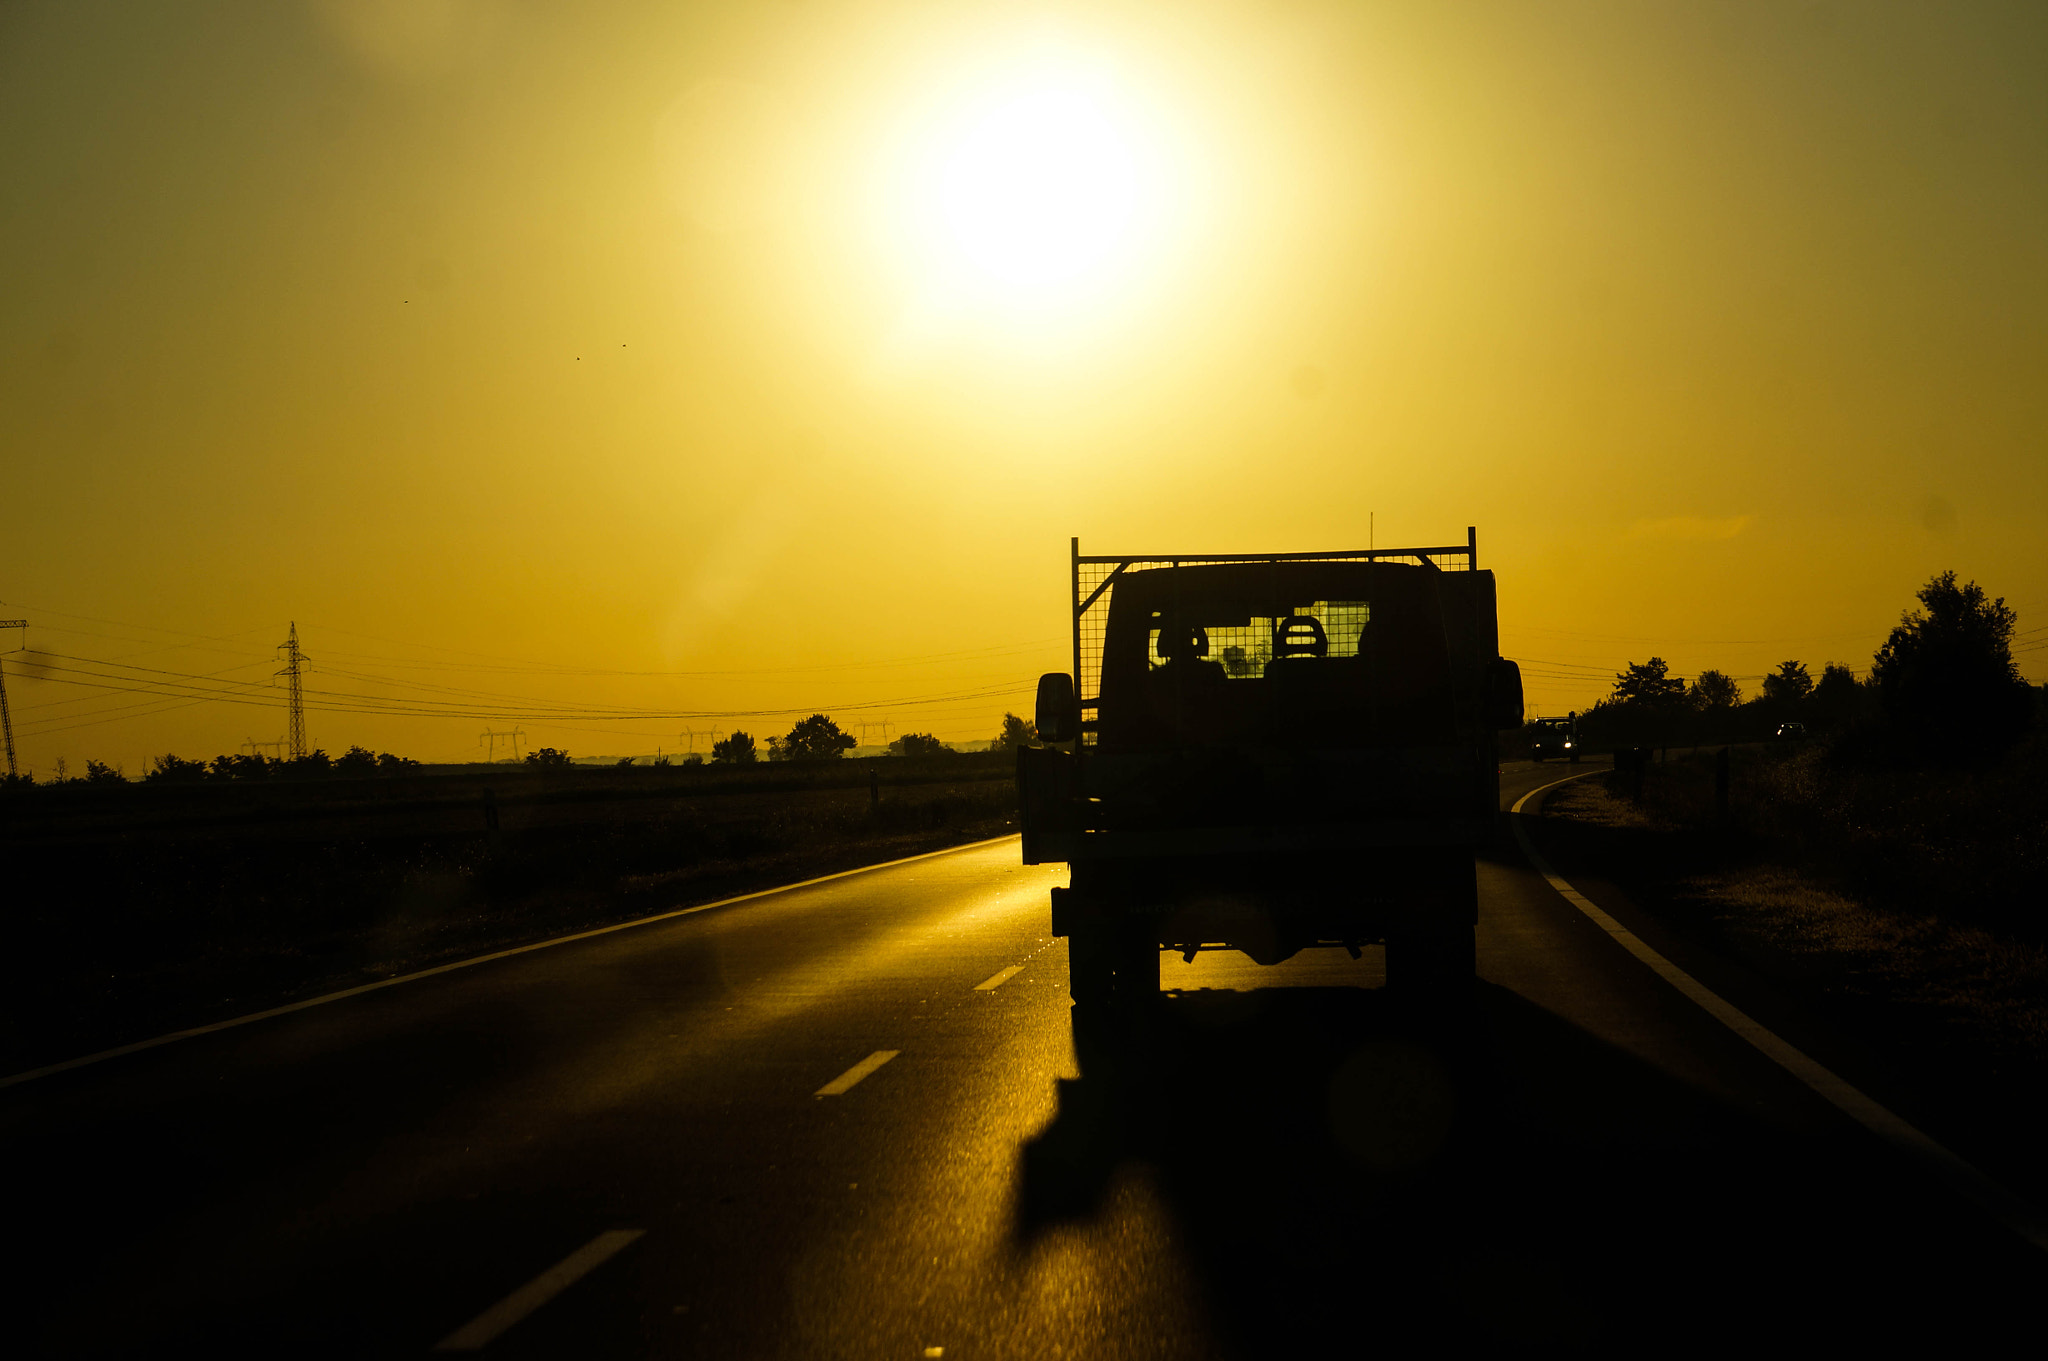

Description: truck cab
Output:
[1018,531,1523,1064]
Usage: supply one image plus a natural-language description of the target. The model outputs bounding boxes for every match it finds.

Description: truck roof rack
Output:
[1069,527,1481,721]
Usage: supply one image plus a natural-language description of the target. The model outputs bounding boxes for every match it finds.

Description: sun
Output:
[880,51,1189,326]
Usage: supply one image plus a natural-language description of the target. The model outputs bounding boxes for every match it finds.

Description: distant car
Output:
[1528,715,1580,763]
[1774,721,1807,740]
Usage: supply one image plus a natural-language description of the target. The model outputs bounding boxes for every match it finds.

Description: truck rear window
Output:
[1097,562,1456,749]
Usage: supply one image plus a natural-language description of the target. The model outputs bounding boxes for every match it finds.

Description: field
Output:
[0,755,1019,1075]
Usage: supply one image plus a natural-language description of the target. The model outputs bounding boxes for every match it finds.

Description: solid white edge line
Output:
[1,834,1022,1091]
[433,1227,644,1351]
[815,1049,900,1097]
[1511,771,2048,1254]
[974,965,1025,991]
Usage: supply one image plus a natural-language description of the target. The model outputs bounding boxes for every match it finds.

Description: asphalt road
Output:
[4,763,2040,1356]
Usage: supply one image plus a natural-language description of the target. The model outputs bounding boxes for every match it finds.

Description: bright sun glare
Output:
[883,52,1187,328]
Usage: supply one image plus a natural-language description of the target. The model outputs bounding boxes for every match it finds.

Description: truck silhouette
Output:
[1018,530,1523,1068]
[1528,713,1581,762]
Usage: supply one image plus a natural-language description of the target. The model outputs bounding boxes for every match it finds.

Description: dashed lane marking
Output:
[974,965,1025,991]
[816,1049,900,1096]
[1511,771,2048,1254]
[1,836,1023,1091]
[434,1228,644,1351]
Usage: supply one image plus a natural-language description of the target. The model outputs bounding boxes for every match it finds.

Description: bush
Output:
[524,747,572,768]
[890,733,951,758]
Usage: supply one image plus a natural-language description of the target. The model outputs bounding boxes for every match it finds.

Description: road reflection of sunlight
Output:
[1161,945,1385,992]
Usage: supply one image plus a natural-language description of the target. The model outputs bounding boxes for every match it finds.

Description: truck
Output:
[1527,713,1581,763]
[1017,530,1524,1067]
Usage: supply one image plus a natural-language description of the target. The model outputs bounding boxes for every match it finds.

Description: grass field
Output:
[0,754,1020,1075]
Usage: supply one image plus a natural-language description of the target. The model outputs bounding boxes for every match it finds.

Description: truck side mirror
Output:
[1486,658,1524,730]
[1035,672,1080,744]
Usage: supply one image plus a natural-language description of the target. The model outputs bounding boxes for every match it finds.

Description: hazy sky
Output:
[4,1,2045,770]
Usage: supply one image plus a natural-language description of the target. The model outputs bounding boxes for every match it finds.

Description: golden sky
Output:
[3,1,2044,769]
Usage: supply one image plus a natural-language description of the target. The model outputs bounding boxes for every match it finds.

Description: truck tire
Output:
[1067,919,1157,1076]
[1390,924,1475,1001]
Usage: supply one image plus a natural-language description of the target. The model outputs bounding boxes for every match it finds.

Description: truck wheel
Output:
[1067,921,1156,1076]
[1391,925,1475,1001]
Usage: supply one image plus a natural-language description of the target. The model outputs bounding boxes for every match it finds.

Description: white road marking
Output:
[434,1228,644,1351]
[974,965,1024,991]
[1512,772,2048,1254]
[0,835,1025,1090]
[816,1049,900,1096]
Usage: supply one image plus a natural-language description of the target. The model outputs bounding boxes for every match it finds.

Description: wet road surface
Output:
[4,764,2039,1356]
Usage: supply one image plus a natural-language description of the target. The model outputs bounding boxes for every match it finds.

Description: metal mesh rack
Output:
[1070,529,1479,737]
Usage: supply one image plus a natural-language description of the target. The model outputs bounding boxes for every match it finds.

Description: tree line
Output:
[4,711,1050,788]
[1569,571,2037,760]
[700,712,1038,765]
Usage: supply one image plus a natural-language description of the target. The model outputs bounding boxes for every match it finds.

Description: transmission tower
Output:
[680,726,726,753]
[243,738,287,760]
[276,622,308,760]
[479,727,526,763]
[0,618,25,778]
[855,719,895,746]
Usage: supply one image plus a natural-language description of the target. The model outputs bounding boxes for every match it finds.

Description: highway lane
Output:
[3,764,2040,1356]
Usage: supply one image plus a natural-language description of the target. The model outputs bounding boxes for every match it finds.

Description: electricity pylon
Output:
[243,738,287,760]
[680,727,726,753]
[276,622,308,760]
[479,727,525,763]
[0,618,25,778]
[856,719,895,746]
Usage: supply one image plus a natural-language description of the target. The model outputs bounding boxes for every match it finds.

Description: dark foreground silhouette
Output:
[1018,983,2039,1353]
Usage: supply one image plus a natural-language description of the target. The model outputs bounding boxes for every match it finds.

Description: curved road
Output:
[3,764,2038,1355]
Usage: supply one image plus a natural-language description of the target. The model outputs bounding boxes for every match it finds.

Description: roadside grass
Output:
[1545,775,2048,1063]
[0,757,1020,1075]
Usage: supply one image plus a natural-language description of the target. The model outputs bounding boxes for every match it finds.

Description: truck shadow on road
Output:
[1015,981,2037,1353]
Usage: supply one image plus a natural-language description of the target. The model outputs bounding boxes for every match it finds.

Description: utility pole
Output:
[276,622,308,761]
[0,619,25,778]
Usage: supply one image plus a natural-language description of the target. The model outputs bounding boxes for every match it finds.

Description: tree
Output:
[779,714,856,761]
[145,754,208,783]
[711,731,757,764]
[1810,663,1865,730]
[616,756,637,767]
[376,751,420,772]
[1871,570,2032,751]
[1690,670,1742,710]
[84,759,126,784]
[524,747,572,767]
[682,752,704,767]
[335,745,380,775]
[1610,658,1687,708]
[1761,661,1814,706]
[889,732,950,758]
[991,712,1038,751]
